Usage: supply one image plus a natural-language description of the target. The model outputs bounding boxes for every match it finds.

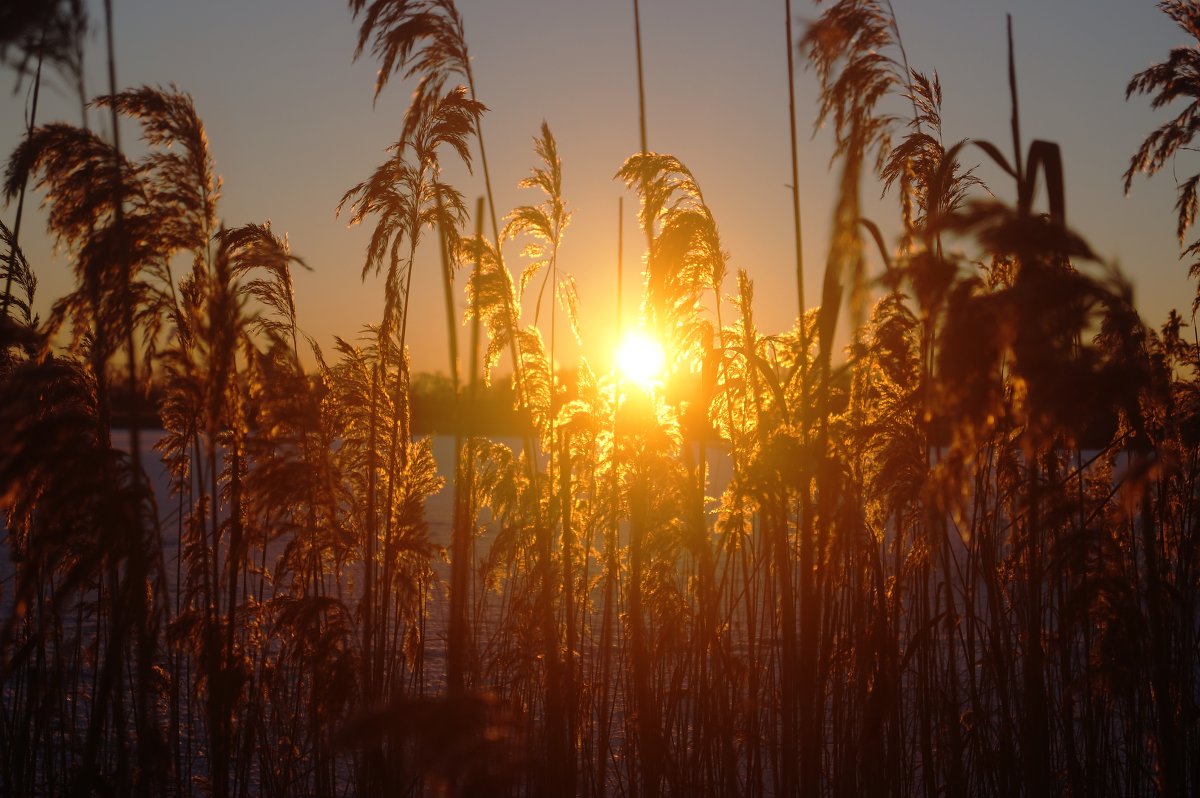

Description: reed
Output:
[2,1,1199,796]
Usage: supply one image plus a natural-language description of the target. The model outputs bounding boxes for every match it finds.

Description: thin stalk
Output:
[442,194,469,695]
[560,430,578,794]
[628,3,663,793]
[467,197,483,676]
[633,0,649,156]
[596,197,624,796]
[460,65,532,424]
[2,33,44,316]
[784,0,805,347]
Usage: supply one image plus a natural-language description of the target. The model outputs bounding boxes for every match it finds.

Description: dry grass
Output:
[1,1,1198,796]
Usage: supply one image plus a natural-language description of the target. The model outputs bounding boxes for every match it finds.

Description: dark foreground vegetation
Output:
[2,0,1200,795]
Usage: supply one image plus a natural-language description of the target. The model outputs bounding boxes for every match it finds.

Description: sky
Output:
[0,0,1193,376]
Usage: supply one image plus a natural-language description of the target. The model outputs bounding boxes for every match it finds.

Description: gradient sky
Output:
[0,0,1192,375]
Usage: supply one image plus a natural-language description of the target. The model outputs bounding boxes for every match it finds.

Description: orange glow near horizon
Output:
[616,329,665,391]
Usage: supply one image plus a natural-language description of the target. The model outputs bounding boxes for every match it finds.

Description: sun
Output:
[616,329,666,390]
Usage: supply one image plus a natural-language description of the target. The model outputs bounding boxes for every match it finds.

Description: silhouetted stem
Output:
[2,36,43,318]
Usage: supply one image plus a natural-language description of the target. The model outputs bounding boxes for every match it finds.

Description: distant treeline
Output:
[109,367,733,439]
[105,369,531,434]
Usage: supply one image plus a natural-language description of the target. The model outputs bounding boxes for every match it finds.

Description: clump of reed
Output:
[1,1,1197,796]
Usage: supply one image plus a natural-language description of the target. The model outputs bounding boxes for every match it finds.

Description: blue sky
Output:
[1,0,1192,374]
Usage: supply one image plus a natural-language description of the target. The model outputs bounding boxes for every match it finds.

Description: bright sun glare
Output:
[616,330,665,390]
